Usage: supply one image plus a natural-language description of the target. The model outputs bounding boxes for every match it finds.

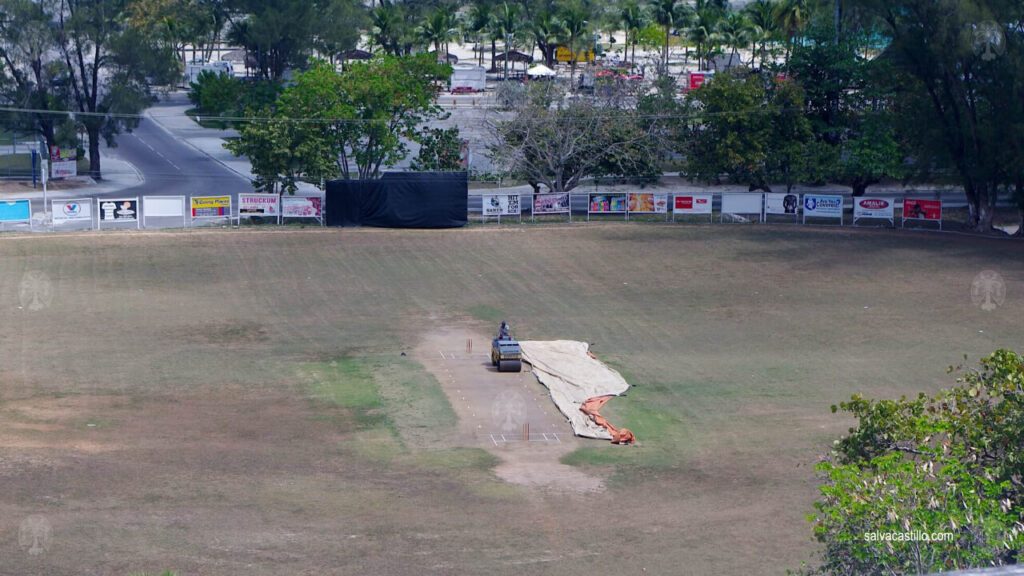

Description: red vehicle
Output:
[450,86,479,94]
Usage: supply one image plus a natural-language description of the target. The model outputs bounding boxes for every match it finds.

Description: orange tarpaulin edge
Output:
[580,395,635,444]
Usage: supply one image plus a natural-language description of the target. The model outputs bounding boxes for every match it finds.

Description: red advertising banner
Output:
[689,73,707,91]
[903,198,941,221]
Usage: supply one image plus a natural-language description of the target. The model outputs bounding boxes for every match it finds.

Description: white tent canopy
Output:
[527,64,556,77]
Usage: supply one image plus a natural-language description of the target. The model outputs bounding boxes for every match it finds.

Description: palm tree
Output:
[715,11,754,67]
[490,2,519,79]
[687,6,723,71]
[649,0,688,70]
[774,0,812,60]
[744,0,779,68]
[464,3,493,66]
[531,11,565,68]
[417,6,458,61]
[559,4,590,85]
[370,1,406,55]
[619,0,647,72]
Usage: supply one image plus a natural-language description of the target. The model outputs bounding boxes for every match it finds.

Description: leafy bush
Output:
[804,350,1024,574]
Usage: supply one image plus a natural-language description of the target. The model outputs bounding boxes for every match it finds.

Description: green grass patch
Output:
[302,358,386,429]
[0,153,34,173]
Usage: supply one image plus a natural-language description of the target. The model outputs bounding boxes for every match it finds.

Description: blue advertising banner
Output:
[0,200,31,222]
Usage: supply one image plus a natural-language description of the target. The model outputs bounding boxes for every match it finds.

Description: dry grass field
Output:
[0,224,1022,575]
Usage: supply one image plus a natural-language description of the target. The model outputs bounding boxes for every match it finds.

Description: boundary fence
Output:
[0,191,1008,234]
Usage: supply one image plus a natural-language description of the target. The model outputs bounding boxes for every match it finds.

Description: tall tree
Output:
[744,0,780,68]
[228,0,316,79]
[464,2,493,66]
[417,6,458,61]
[0,0,69,150]
[649,0,690,70]
[313,0,367,64]
[530,10,565,68]
[559,1,591,83]
[619,0,647,72]
[489,82,658,193]
[54,0,178,179]
[850,0,1024,231]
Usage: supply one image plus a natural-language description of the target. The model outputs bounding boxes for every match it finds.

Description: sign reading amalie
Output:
[854,197,894,220]
[903,198,942,221]
[534,193,570,214]
[238,193,280,216]
[191,196,231,218]
[674,194,712,214]
[99,199,139,222]
[52,199,92,223]
[627,193,668,214]
[483,194,520,216]
[282,196,323,218]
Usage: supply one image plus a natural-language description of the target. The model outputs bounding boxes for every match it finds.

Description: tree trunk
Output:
[87,124,101,180]
[664,24,670,69]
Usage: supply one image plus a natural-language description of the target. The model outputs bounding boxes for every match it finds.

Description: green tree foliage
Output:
[417,6,459,60]
[847,0,1024,231]
[225,55,452,188]
[226,0,315,80]
[0,0,179,179]
[681,71,813,192]
[806,350,1024,574]
[313,0,367,63]
[188,70,240,116]
[619,0,647,71]
[188,72,282,126]
[788,25,906,194]
[411,127,465,172]
[489,83,659,192]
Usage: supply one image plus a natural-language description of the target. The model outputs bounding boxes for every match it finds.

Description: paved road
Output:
[113,92,252,201]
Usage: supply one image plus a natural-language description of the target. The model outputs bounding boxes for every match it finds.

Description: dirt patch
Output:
[416,326,607,493]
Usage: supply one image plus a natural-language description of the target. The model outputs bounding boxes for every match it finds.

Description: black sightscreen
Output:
[325,172,468,228]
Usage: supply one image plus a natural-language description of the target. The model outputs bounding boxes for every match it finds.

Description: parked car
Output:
[450,86,480,94]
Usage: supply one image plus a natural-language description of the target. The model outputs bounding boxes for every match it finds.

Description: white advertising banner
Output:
[764,193,800,216]
[673,194,713,215]
[853,197,895,225]
[720,193,763,222]
[483,194,521,216]
[239,193,280,219]
[144,196,185,218]
[143,196,187,228]
[52,199,92,225]
[282,195,324,224]
[802,194,844,224]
